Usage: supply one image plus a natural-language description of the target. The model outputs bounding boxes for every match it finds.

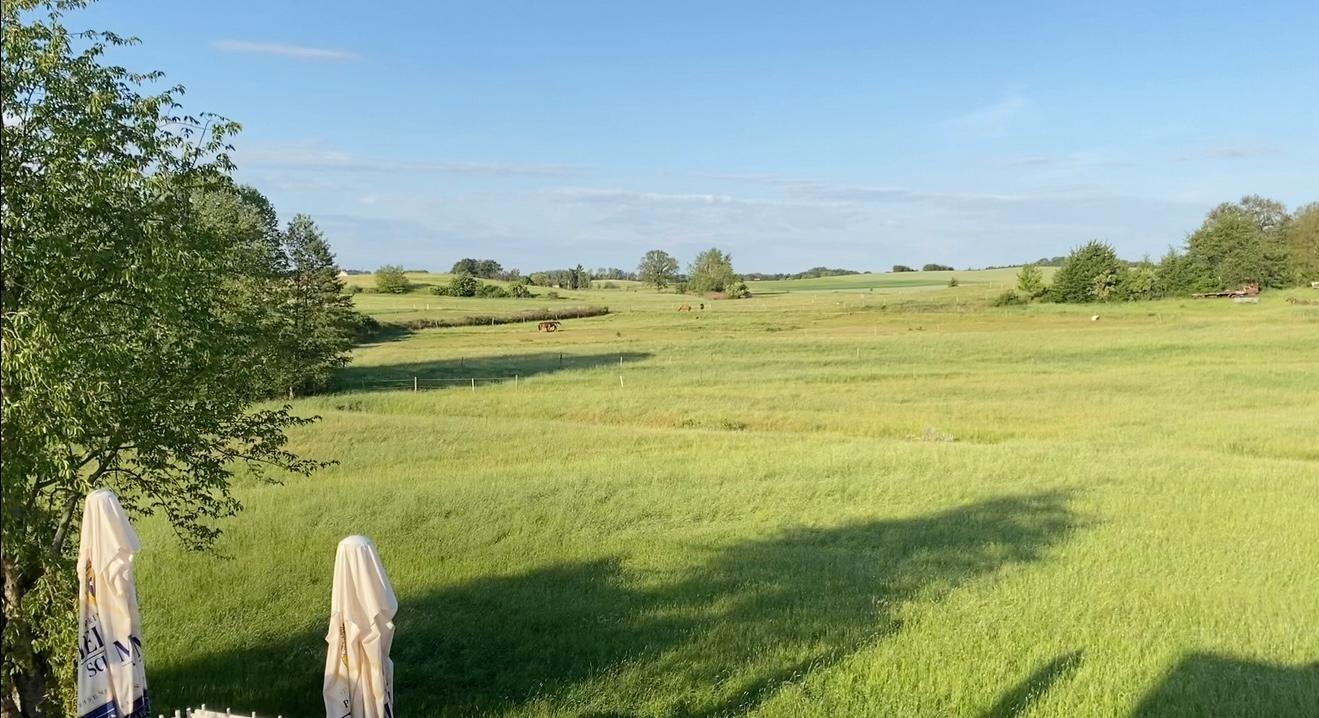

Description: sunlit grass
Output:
[137,274,1319,716]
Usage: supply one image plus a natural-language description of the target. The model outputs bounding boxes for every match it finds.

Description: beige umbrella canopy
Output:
[323,536,398,718]
[76,489,149,718]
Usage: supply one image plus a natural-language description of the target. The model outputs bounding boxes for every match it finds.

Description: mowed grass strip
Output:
[137,274,1319,716]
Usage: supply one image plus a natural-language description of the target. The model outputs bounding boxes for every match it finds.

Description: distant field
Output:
[137,277,1319,716]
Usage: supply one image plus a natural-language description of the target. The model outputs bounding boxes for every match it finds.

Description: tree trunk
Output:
[2,557,51,718]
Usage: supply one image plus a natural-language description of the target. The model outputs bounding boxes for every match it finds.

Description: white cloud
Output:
[212,40,360,61]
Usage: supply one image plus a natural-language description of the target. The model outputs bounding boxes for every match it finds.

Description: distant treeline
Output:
[744,267,863,281]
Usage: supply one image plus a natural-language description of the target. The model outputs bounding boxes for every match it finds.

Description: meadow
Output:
[137,269,1319,716]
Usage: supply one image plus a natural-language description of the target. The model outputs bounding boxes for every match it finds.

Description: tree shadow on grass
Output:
[330,352,652,393]
[150,491,1078,716]
[979,650,1085,718]
[1130,653,1318,717]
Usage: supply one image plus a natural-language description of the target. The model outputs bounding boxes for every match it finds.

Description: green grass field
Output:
[137,270,1319,716]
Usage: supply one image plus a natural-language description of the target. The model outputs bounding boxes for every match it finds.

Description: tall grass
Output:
[136,273,1319,716]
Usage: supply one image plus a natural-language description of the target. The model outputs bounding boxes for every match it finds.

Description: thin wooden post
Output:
[471,378,475,392]
[514,374,519,388]
[619,374,624,388]
[413,376,418,392]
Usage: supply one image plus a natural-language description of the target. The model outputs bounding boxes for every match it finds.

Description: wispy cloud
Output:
[547,187,740,206]
[212,40,360,62]
[1171,145,1281,162]
[942,93,1031,139]
[239,141,570,177]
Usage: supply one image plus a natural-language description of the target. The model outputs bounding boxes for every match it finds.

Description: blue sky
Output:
[77,0,1318,272]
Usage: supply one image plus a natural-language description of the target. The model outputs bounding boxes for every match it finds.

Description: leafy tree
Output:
[1048,241,1126,303]
[1016,264,1047,299]
[1185,207,1287,289]
[688,249,738,293]
[1209,195,1291,237]
[947,276,960,287]
[281,214,357,394]
[892,265,915,272]
[1117,261,1158,301]
[1286,203,1319,284]
[509,283,534,298]
[923,263,954,272]
[374,264,410,293]
[638,249,680,289]
[451,258,480,275]
[1,3,326,712]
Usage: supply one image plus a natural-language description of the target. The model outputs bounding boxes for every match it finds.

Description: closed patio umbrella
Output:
[76,489,149,718]
[323,535,397,718]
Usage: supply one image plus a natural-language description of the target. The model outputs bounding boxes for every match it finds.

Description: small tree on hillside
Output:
[638,249,680,289]
[1049,241,1125,303]
[688,248,738,293]
[892,264,915,272]
[375,264,410,293]
[1016,264,1047,299]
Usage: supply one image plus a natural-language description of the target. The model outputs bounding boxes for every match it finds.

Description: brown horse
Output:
[678,304,692,312]
[537,320,560,332]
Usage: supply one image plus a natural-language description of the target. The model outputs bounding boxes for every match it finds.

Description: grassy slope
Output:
[137,273,1319,716]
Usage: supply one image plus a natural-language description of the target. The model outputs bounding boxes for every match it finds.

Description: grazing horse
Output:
[678,304,692,312]
[537,320,561,332]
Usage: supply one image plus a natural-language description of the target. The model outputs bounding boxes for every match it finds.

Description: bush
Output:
[1049,241,1125,303]
[947,276,959,287]
[509,283,534,298]
[1118,263,1158,301]
[345,284,363,295]
[892,264,915,272]
[923,263,954,271]
[673,281,689,294]
[477,283,509,298]
[726,281,751,299]
[546,291,562,300]
[374,264,410,294]
[1016,264,1047,298]
[991,290,1026,306]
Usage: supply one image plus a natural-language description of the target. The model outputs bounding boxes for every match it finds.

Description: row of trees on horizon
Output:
[363,194,1318,302]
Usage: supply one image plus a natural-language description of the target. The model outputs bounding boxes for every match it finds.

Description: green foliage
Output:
[1117,262,1158,301]
[281,214,359,394]
[431,273,481,297]
[451,258,504,278]
[923,263,955,272]
[1186,203,1289,290]
[1,2,326,710]
[1016,264,1047,299]
[947,276,959,288]
[892,265,916,272]
[1153,248,1212,297]
[508,283,534,298]
[375,264,411,294]
[1048,241,1126,303]
[638,249,680,289]
[991,290,1026,306]
[477,283,509,298]
[1286,203,1319,284]
[726,281,752,299]
[688,248,738,294]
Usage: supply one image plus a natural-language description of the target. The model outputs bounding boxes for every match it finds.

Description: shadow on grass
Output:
[979,650,1084,718]
[151,492,1077,716]
[330,352,652,393]
[1130,653,1318,717]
